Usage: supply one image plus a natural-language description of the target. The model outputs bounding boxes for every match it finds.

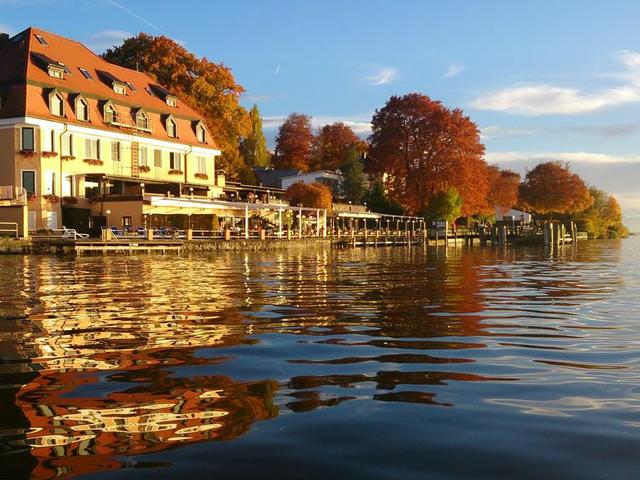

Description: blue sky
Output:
[2,0,639,230]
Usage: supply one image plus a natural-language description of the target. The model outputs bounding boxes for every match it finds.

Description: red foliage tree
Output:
[284,182,333,210]
[313,122,365,170]
[273,113,314,171]
[519,161,593,215]
[367,93,489,216]
[487,166,521,215]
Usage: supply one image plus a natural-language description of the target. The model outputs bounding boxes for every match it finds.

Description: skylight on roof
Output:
[79,67,93,80]
[127,82,136,91]
[34,34,48,46]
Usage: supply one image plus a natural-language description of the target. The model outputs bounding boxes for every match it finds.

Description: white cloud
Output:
[263,115,372,135]
[480,125,537,139]
[362,66,398,86]
[444,63,464,78]
[486,151,640,165]
[471,51,640,115]
[86,29,132,53]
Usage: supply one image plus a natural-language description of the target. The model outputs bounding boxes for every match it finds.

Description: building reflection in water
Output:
[0,242,623,479]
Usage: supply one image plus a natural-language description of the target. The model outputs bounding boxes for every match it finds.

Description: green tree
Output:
[421,187,463,223]
[341,147,366,204]
[240,104,270,167]
[364,181,404,215]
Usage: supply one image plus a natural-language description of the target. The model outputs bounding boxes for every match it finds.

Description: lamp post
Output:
[140,182,145,197]
[187,212,192,230]
[105,209,111,227]
[189,186,194,199]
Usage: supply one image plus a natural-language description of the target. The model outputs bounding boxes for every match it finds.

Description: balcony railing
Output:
[0,185,27,206]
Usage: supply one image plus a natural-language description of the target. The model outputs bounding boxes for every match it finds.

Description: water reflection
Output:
[0,240,636,479]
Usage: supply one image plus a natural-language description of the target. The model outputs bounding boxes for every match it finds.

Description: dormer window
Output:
[113,82,127,95]
[104,102,117,124]
[48,65,64,79]
[75,95,89,122]
[136,110,150,131]
[196,122,206,143]
[166,96,177,107]
[48,90,65,117]
[166,116,177,138]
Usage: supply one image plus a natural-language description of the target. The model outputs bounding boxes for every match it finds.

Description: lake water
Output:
[0,239,639,479]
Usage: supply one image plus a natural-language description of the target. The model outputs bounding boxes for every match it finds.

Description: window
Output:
[169,152,182,170]
[44,171,56,195]
[122,216,132,227]
[42,129,55,152]
[21,127,35,151]
[85,138,100,159]
[196,124,206,143]
[166,96,177,107]
[127,82,136,91]
[154,149,162,167]
[114,83,126,95]
[21,171,36,196]
[50,93,64,116]
[76,97,88,121]
[48,66,64,79]
[104,104,116,124]
[166,117,177,138]
[136,111,149,130]
[35,33,48,46]
[111,141,121,162]
[62,175,73,197]
[61,133,73,157]
[79,67,93,80]
[139,145,148,166]
[196,156,207,174]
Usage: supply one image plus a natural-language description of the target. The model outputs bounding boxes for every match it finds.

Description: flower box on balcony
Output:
[168,169,183,175]
[27,194,37,201]
[139,165,151,173]
[42,151,58,158]
[42,194,60,203]
[61,155,76,161]
[83,158,104,166]
[195,173,209,180]
[19,149,37,157]
[62,196,78,204]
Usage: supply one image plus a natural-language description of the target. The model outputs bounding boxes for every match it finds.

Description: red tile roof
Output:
[0,27,218,150]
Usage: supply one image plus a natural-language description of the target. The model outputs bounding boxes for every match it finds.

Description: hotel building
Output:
[0,27,225,233]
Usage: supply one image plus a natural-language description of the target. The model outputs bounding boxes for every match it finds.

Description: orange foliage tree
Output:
[273,113,314,171]
[313,122,366,170]
[519,161,593,215]
[284,182,333,210]
[367,93,489,216]
[103,34,250,179]
[487,166,521,215]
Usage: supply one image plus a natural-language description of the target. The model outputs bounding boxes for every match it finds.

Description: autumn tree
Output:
[367,93,489,216]
[240,104,270,168]
[487,166,521,215]
[284,181,333,210]
[340,147,366,204]
[103,34,250,178]
[273,113,314,171]
[578,188,627,238]
[519,161,593,216]
[313,122,364,170]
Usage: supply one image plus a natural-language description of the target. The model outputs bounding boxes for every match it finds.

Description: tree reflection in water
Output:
[0,241,625,479]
